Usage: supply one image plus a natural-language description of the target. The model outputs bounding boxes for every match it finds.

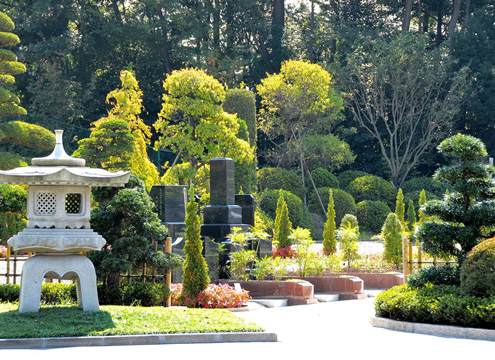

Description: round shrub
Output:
[402,176,452,198]
[407,266,460,288]
[356,200,391,234]
[0,184,26,213]
[310,168,339,189]
[258,189,303,227]
[337,170,370,190]
[460,237,495,297]
[346,175,397,208]
[307,187,356,225]
[257,167,305,199]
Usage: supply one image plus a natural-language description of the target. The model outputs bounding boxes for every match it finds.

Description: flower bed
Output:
[170,283,251,308]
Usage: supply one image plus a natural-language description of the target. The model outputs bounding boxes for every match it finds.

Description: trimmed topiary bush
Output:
[407,266,460,288]
[460,237,495,297]
[258,189,304,227]
[257,167,305,200]
[356,200,391,234]
[310,168,339,189]
[402,176,452,198]
[346,175,397,208]
[337,170,370,190]
[308,187,356,225]
[416,134,495,265]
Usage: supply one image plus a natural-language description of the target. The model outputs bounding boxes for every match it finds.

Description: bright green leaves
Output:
[155,68,254,190]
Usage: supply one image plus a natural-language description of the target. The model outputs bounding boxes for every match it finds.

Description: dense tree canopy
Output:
[0,0,492,186]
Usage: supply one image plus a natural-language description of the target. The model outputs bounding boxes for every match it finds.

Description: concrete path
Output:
[1,297,494,359]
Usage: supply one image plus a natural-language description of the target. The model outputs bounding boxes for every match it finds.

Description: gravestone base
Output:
[18,254,99,313]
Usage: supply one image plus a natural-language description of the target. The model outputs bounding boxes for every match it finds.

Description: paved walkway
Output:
[1,296,494,359]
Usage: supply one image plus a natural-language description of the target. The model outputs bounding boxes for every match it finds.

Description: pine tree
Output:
[416,134,495,264]
[406,199,416,232]
[273,193,292,249]
[0,12,26,118]
[322,189,337,254]
[181,194,210,303]
[395,188,405,223]
[382,213,403,268]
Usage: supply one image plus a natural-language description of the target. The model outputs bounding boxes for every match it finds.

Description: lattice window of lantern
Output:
[65,193,82,214]
[35,192,56,216]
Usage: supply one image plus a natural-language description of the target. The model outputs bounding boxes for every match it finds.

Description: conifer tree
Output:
[181,193,210,303]
[382,213,403,268]
[406,199,416,231]
[416,134,495,264]
[273,193,292,249]
[418,189,427,223]
[0,12,26,118]
[322,188,337,254]
[395,188,405,223]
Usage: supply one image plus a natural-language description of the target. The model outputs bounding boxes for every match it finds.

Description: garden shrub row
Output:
[0,282,170,307]
[374,283,495,329]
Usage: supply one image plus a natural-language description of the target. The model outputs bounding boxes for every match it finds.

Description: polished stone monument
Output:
[0,130,130,312]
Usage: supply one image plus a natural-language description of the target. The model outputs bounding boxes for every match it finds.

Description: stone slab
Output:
[0,332,277,349]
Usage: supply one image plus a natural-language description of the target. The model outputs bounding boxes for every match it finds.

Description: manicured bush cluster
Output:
[407,266,460,288]
[356,200,391,233]
[346,175,397,208]
[257,167,305,200]
[170,283,251,308]
[308,187,356,225]
[337,170,370,190]
[258,189,304,227]
[375,284,495,329]
[460,237,495,297]
[0,282,170,307]
[0,185,26,213]
[402,176,452,198]
[310,168,339,189]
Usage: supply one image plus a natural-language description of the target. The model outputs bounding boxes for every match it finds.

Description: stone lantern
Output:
[0,130,130,312]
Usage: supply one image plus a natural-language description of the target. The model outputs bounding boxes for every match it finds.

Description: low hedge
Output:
[375,284,495,329]
[0,282,170,307]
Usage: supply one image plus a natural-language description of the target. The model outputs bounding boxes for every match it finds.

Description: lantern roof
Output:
[0,130,130,186]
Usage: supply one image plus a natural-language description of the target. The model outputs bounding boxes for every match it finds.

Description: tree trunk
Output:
[213,0,220,49]
[308,0,315,62]
[464,0,471,25]
[448,0,461,38]
[157,8,172,74]
[436,0,443,46]
[418,0,422,33]
[271,0,285,72]
[402,0,413,33]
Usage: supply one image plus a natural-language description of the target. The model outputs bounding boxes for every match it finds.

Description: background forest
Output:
[0,0,494,239]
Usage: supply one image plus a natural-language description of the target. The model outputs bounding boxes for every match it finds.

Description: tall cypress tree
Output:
[395,188,405,223]
[406,199,416,231]
[181,194,210,303]
[322,189,337,254]
[273,193,292,249]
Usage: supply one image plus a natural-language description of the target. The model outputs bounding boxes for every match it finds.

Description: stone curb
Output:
[371,316,495,342]
[0,331,278,349]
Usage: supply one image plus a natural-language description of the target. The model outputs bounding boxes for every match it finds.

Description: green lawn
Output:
[0,303,263,339]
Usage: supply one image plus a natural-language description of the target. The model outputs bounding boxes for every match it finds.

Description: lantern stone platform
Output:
[0,130,130,312]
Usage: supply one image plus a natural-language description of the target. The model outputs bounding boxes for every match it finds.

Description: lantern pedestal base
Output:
[18,254,100,313]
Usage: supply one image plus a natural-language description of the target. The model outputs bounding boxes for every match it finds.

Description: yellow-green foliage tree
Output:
[273,193,292,249]
[395,188,405,223]
[104,70,159,190]
[322,189,337,254]
[181,193,210,304]
[154,68,253,191]
[257,60,352,199]
[0,12,54,169]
